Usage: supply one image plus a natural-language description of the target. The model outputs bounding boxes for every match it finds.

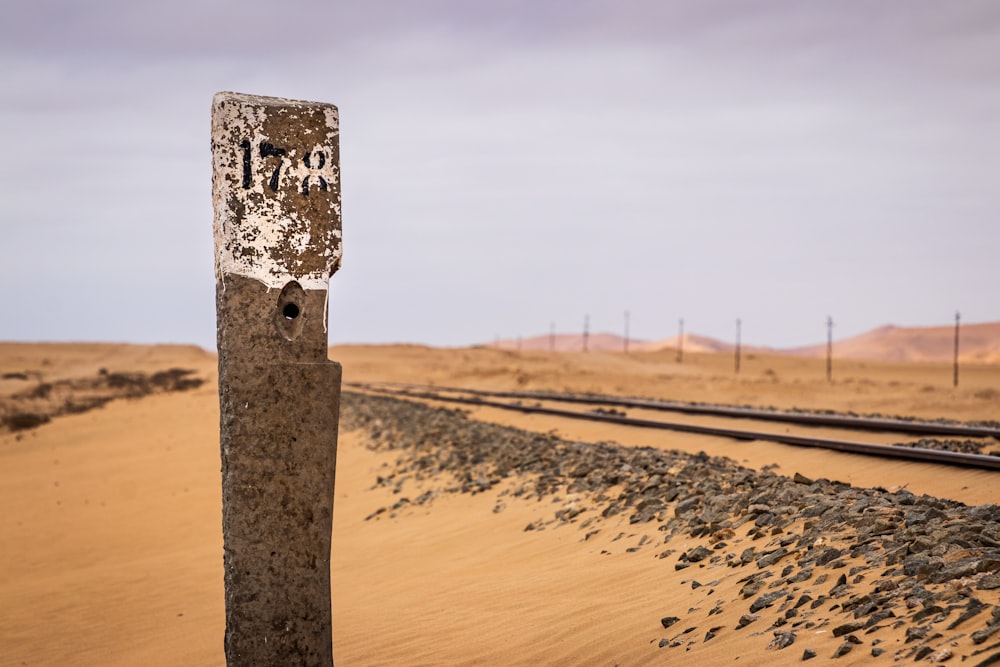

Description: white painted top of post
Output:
[212,92,342,290]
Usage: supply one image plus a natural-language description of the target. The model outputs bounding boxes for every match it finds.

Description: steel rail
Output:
[348,383,1000,472]
[350,381,1000,439]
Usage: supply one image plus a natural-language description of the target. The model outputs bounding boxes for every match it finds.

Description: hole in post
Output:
[275,281,306,341]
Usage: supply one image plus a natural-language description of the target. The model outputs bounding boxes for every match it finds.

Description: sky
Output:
[1,0,998,350]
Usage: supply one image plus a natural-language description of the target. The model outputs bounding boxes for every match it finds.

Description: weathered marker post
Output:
[954,311,961,388]
[212,92,342,666]
[677,318,684,364]
[826,316,834,383]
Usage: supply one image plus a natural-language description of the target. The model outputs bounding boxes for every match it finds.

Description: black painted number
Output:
[259,142,287,192]
[239,140,253,189]
[240,140,331,196]
[301,150,329,195]
[240,140,288,192]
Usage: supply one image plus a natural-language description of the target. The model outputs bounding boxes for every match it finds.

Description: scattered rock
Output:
[832,622,864,637]
[684,546,713,563]
[832,642,854,658]
[906,624,930,643]
[750,590,788,613]
[833,621,865,637]
[767,631,796,650]
[926,648,953,662]
[1,368,203,433]
[341,392,1000,665]
[756,547,789,568]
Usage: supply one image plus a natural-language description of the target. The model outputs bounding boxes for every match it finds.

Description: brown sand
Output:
[1,342,998,665]
[335,344,1000,422]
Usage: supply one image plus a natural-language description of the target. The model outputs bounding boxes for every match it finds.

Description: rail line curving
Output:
[346,381,1000,472]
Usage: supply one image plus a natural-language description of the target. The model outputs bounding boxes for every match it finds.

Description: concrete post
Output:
[623,310,630,354]
[826,316,834,383]
[735,318,742,374]
[212,92,342,666]
[954,311,960,388]
[677,318,684,364]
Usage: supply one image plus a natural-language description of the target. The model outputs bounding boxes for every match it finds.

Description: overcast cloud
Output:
[1,0,997,349]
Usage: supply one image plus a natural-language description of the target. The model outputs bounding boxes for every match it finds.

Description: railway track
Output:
[346,381,1000,472]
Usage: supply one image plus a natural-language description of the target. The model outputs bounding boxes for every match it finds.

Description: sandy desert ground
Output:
[1,342,998,666]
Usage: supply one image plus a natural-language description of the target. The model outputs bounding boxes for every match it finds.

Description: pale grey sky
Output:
[1,0,997,349]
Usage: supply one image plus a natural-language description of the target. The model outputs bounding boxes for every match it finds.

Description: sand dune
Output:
[644,332,764,355]
[489,321,1000,364]
[2,342,999,665]
[488,331,632,353]
[786,321,1000,364]
[490,331,762,354]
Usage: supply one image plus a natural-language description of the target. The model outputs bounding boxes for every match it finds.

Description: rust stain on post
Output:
[212,91,342,666]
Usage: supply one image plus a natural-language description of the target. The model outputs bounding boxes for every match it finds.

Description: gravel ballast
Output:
[342,391,1000,663]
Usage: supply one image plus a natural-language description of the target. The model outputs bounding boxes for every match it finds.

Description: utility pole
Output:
[550,322,555,352]
[954,311,961,388]
[624,310,630,354]
[583,314,590,353]
[735,318,742,375]
[213,92,342,666]
[677,318,684,363]
[826,316,834,383]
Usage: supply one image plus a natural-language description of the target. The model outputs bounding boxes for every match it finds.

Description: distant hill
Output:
[486,332,762,354]
[484,321,1000,363]
[642,334,767,355]
[487,332,634,353]
[784,322,1000,364]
